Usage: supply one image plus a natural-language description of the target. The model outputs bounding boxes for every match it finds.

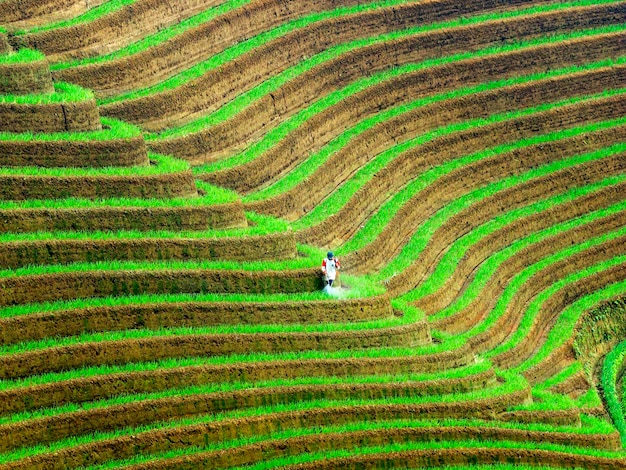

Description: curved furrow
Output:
[100,3,623,131]
[379,152,625,296]
[246,67,626,221]
[54,0,549,97]
[328,95,626,273]
[9,0,229,61]
[186,30,625,173]
[416,189,626,320]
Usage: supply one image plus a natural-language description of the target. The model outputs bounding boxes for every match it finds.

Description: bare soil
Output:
[0,293,392,345]
[0,230,297,269]
[0,60,54,94]
[0,99,101,133]
[0,202,248,233]
[0,134,150,168]
[0,170,197,200]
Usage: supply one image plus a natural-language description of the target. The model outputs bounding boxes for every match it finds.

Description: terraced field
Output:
[0,0,625,468]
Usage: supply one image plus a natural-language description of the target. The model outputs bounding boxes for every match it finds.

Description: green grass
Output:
[224,438,625,470]
[111,0,622,113]
[293,92,626,233]
[0,300,419,356]
[485,255,626,360]
[448,228,626,348]
[0,273,384,320]
[601,339,626,444]
[0,243,325,278]
[11,0,138,35]
[405,180,626,303]
[0,374,530,464]
[0,334,472,392]
[155,22,626,146]
[54,0,415,70]
[424,192,626,322]
[0,48,45,64]
[512,278,626,374]
[243,58,626,202]
[372,141,626,282]
[0,117,139,141]
[0,182,238,209]
[0,82,94,104]
[0,362,492,425]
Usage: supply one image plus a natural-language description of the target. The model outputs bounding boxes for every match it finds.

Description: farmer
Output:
[321,251,340,287]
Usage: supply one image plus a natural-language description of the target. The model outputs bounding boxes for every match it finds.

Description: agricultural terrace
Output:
[0,0,625,468]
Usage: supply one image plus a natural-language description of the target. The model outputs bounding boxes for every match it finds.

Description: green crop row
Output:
[373,141,626,282]
[294,92,626,234]
[0,81,94,104]
[513,279,626,374]
[244,57,626,202]
[0,373,529,464]
[159,22,626,146]
[452,229,626,347]
[55,0,415,70]
[11,0,138,35]
[406,181,626,303]
[485,255,626,360]
[0,116,139,141]
[224,437,624,470]
[0,243,323,278]
[424,188,626,321]
[47,414,616,470]
[0,180,238,208]
[601,339,626,444]
[0,361,491,426]
[0,211,287,243]
[0,289,409,356]
[120,0,622,116]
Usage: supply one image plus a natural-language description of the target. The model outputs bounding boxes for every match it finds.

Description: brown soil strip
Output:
[465,245,626,374]
[0,99,101,133]
[3,387,530,467]
[362,151,626,297]
[284,447,626,470]
[102,1,619,129]
[432,211,626,335]
[0,230,297,269]
[0,134,149,168]
[0,267,321,309]
[549,370,591,399]
[128,427,621,470]
[58,0,555,98]
[0,347,474,415]
[0,0,108,28]
[435,219,625,342]
[0,202,248,233]
[0,61,54,94]
[249,70,626,221]
[0,170,197,200]
[414,180,626,316]
[523,295,626,386]
[10,0,229,62]
[498,409,581,427]
[0,321,430,380]
[492,262,626,370]
[168,30,625,167]
[0,294,392,345]
[298,86,626,250]
[0,370,491,454]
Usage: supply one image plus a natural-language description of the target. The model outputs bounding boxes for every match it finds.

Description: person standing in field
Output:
[322,251,340,287]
